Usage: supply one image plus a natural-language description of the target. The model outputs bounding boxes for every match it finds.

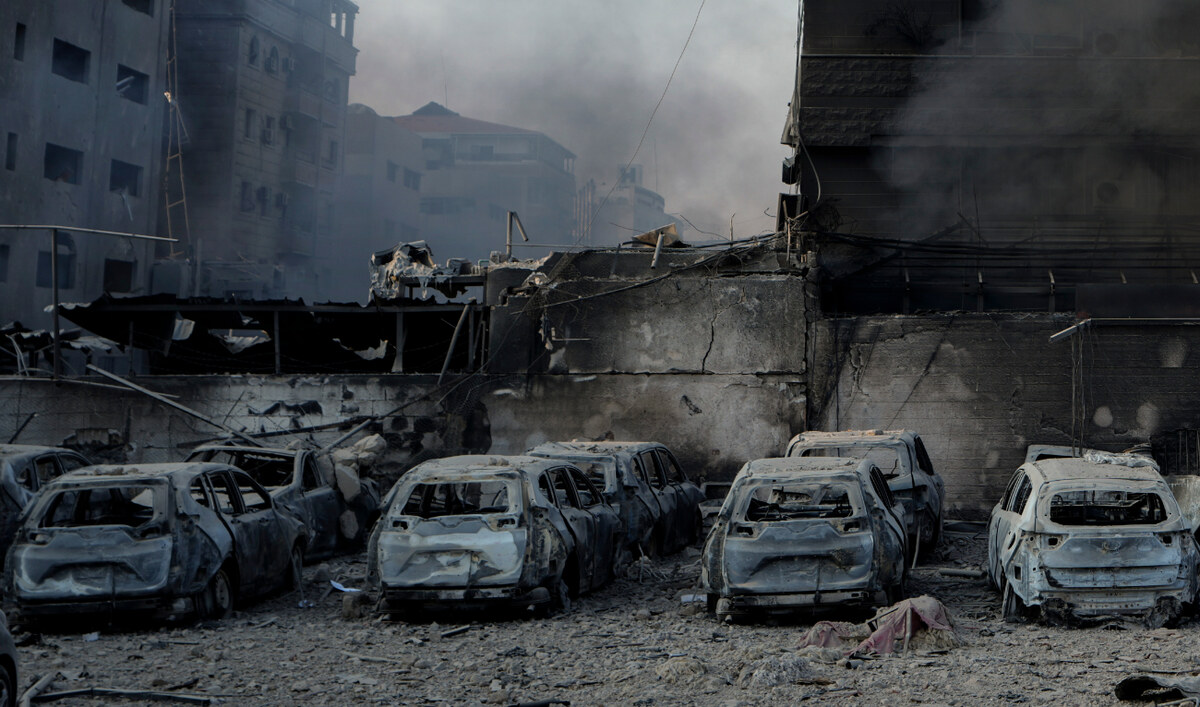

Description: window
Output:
[43,143,82,184]
[745,482,859,522]
[551,469,579,508]
[51,39,90,83]
[208,472,239,514]
[1008,475,1033,514]
[13,23,25,61]
[248,35,259,66]
[116,65,148,104]
[244,108,256,139]
[4,132,15,171]
[658,450,687,484]
[109,159,142,196]
[60,455,88,473]
[240,181,254,211]
[538,474,557,506]
[232,471,271,511]
[121,0,154,15]
[190,478,211,508]
[403,168,421,190]
[325,140,338,167]
[35,457,58,485]
[470,145,494,160]
[103,258,135,293]
[40,486,159,528]
[386,161,398,182]
[638,452,665,489]
[256,185,269,215]
[568,467,600,507]
[399,481,515,517]
[262,116,274,145]
[36,234,76,289]
[265,46,279,73]
[0,245,8,283]
[302,459,323,492]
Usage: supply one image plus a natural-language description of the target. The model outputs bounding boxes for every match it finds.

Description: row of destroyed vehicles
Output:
[0,428,1195,631]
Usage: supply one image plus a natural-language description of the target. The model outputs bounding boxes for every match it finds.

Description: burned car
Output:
[371,455,620,614]
[787,429,945,558]
[527,441,705,558]
[987,455,1197,627]
[185,445,379,561]
[0,445,91,562]
[702,457,908,621]
[6,463,305,625]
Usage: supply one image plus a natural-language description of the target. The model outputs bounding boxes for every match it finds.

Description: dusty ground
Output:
[12,526,1199,706]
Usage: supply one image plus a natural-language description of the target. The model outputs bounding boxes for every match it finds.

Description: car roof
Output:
[1024,457,1166,485]
[190,444,300,458]
[405,455,567,482]
[0,444,79,461]
[528,441,662,457]
[736,456,865,481]
[789,430,915,446]
[54,462,237,485]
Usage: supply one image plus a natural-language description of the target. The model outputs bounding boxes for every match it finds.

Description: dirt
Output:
[13,527,1199,706]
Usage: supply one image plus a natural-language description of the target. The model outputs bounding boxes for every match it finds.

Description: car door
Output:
[298,454,341,556]
[550,467,597,592]
[638,450,679,553]
[567,466,620,588]
[624,456,661,549]
[988,470,1031,587]
[657,449,701,542]
[207,469,289,596]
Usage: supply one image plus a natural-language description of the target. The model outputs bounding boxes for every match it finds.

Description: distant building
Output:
[332,103,424,302]
[577,165,682,246]
[392,102,576,263]
[0,0,170,329]
[170,0,358,300]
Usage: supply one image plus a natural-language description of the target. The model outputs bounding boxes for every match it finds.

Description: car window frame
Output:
[205,469,245,516]
[1008,473,1033,514]
[550,467,582,509]
[230,469,273,512]
[566,466,602,508]
[638,451,666,490]
[657,449,688,485]
[301,456,323,493]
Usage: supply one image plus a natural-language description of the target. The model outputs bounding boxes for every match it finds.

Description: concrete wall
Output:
[810,314,1200,518]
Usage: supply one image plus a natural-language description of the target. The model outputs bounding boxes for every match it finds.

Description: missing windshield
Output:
[1049,490,1169,526]
[744,482,859,522]
[40,485,160,529]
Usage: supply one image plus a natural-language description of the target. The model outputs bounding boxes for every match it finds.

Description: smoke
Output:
[873,0,1200,238]
[349,0,796,241]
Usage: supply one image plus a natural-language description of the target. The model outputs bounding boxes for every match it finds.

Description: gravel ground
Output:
[12,527,1198,706]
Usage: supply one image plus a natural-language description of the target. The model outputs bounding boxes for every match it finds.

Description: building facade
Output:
[331,103,424,302]
[577,165,682,247]
[0,0,170,329]
[170,0,357,300]
[392,102,576,264]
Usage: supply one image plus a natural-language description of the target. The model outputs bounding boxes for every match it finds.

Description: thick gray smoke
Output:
[350,0,796,242]
[880,0,1200,238]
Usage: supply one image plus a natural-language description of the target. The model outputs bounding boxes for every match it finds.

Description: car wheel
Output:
[199,567,235,620]
[1002,583,1027,624]
[549,575,571,616]
[0,662,14,707]
[919,511,942,558]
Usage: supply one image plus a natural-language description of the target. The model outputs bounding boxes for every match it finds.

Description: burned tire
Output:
[919,512,942,559]
[0,661,14,707]
[198,566,235,620]
[1002,583,1027,624]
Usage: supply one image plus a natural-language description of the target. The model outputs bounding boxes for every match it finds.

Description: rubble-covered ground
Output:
[14,527,1200,706]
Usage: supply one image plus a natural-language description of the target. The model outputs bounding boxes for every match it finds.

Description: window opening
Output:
[51,39,90,83]
[43,143,82,184]
[116,65,148,103]
[4,132,14,171]
[103,258,135,293]
[248,35,259,66]
[109,159,142,196]
[13,23,25,61]
[36,233,75,289]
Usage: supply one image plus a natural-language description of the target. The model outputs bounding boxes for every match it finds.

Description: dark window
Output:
[913,437,935,474]
[232,471,272,511]
[1009,475,1033,514]
[551,469,579,508]
[568,467,600,507]
[325,140,338,166]
[240,181,254,211]
[103,258,135,293]
[265,46,279,74]
[208,472,239,514]
[190,478,211,508]
[60,455,87,472]
[638,451,665,489]
[109,159,141,196]
[403,168,421,190]
[386,161,398,182]
[4,132,15,171]
[0,245,8,283]
[256,185,269,215]
[51,39,90,83]
[262,116,274,145]
[36,235,76,289]
[470,145,493,160]
[244,108,256,139]
[248,35,259,66]
[302,459,322,492]
[121,0,154,15]
[538,474,557,506]
[43,143,82,184]
[115,65,148,104]
[1049,490,1168,526]
[13,23,25,61]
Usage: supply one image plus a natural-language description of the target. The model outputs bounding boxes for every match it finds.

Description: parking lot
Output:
[12,527,1194,706]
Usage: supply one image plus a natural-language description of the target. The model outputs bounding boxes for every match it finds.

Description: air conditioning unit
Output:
[281,57,295,73]
[275,192,290,208]
[261,128,274,145]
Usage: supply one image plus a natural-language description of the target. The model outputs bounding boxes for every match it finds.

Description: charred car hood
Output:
[12,526,171,600]
[378,516,527,588]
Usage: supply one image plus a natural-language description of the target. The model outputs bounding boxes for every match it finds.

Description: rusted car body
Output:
[371,455,620,613]
[0,445,91,563]
[185,445,380,561]
[702,457,908,620]
[988,456,1197,626]
[787,429,945,556]
[6,463,305,625]
[527,441,705,557]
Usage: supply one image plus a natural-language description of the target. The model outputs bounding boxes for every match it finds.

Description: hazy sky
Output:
[348,0,799,242]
